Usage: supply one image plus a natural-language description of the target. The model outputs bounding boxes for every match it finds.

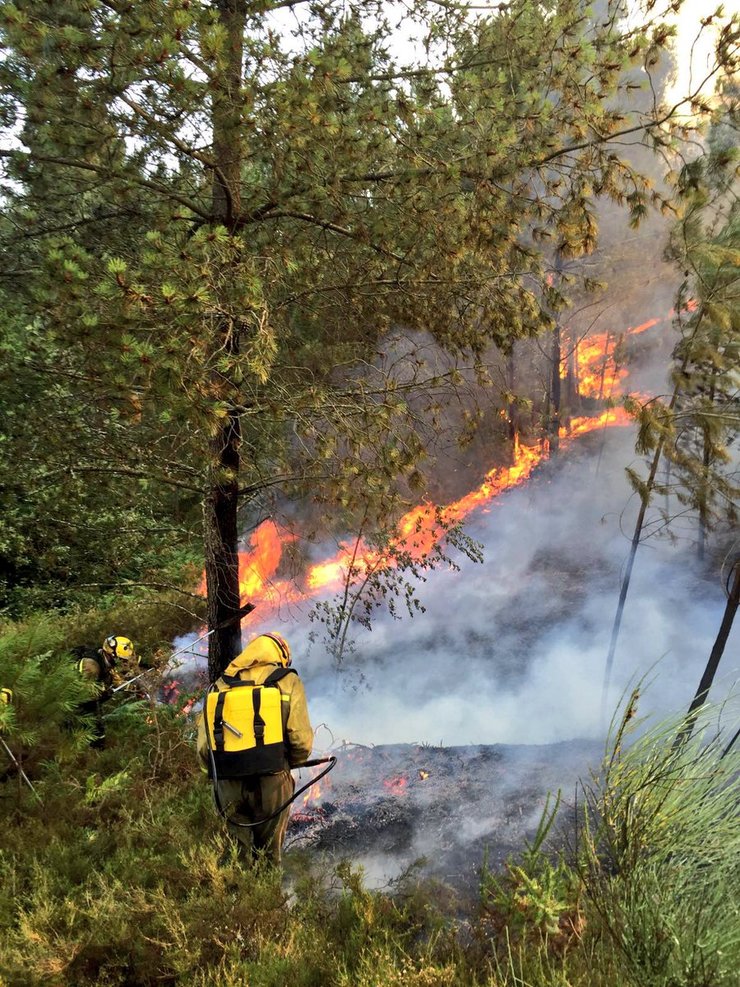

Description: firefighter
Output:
[197,632,313,866]
[73,635,141,748]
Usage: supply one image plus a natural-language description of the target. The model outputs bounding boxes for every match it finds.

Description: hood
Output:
[224,634,285,677]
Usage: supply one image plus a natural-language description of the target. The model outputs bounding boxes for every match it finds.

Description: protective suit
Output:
[74,636,141,748]
[197,633,313,864]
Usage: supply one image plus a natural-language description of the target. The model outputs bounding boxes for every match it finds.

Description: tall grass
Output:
[577,689,740,987]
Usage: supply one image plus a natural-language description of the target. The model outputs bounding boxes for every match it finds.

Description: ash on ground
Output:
[287,739,602,889]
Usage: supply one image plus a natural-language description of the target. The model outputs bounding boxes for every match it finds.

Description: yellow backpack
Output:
[203,667,296,779]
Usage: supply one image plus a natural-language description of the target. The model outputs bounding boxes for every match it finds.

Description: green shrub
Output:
[480,792,583,952]
[578,691,740,987]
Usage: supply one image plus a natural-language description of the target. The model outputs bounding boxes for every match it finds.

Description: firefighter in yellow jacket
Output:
[74,635,141,748]
[197,631,313,865]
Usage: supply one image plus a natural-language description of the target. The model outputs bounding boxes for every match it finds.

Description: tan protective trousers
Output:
[216,769,295,865]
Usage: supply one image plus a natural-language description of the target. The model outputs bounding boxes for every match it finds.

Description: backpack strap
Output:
[252,687,265,746]
[220,673,254,686]
[264,667,296,733]
[219,667,295,688]
[263,667,297,687]
[212,688,227,752]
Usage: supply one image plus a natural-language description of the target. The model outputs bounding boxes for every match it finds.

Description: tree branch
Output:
[77,581,205,600]
[57,465,203,494]
[253,210,407,262]
[0,149,211,221]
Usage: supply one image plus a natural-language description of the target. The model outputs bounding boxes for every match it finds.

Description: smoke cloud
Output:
[173,415,737,750]
[297,423,737,748]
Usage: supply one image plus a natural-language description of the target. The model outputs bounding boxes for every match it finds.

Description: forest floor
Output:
[286,739,602,894]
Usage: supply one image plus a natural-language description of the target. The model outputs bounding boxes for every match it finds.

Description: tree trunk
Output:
[204,425,243,680]
[507,345,517,450]
[567,334,580,417]
[205,0,248,680]
[674,560,740,751]
[546,256,564,455]
[548,323,561,455]
[697,377,717,563]
[597,332,612,402]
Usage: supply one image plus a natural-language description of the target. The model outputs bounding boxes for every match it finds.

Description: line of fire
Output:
[154,291,733,884]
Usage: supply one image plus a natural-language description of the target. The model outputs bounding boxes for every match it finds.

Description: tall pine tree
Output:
[1,0,733,675]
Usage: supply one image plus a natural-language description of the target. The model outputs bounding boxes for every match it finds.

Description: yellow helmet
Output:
[262,632,291,666]
[102,635,136,662]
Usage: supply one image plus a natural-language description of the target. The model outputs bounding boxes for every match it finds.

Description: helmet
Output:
[102,636,136,663]
[262,632,291,666]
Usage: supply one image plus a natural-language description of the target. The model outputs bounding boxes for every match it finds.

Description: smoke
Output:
[168,334,737,747]
[192,411,732,751]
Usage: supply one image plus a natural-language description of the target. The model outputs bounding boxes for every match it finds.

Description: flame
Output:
[629,317,661,335]
[197,519,297,601]
[301,766,332,806]
[383,775,408,795]
[561,307,690,402]
[563,407,634,440]
[301,443,548,598]
[194,306,686,627]
[418,769,430,780]
[238,520,294,598]
[303,781,323,805]
[567,330,629,399]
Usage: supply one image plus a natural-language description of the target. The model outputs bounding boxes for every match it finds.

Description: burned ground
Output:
[287,739,602,889]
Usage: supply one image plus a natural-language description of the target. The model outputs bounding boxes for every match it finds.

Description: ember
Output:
[383,775,409,795]
[287,741,602,888]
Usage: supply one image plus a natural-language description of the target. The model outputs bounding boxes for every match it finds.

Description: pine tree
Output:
[602,83,739,709]
[1,1,733,676]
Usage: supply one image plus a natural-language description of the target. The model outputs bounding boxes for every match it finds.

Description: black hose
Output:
[210,753,337,829]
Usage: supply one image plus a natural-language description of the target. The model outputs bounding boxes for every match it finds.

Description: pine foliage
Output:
[625,86,739,553]
[1,0,735,637]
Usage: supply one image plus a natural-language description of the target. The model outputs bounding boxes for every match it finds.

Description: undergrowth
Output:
[1,610,738,986]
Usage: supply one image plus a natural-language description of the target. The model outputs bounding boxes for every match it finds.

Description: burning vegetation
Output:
[286,740,602,887]
[187,304,684,635]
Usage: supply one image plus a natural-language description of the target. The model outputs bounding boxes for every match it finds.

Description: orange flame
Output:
[238,520,293,598]
[197,308,681,623]
[563,407,634,440]
[302,770,331,806]
[561,308,683,401]
[206,421,630,616]
[570,331,629,399]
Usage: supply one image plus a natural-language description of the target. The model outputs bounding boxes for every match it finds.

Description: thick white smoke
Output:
[209,417,737,749]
